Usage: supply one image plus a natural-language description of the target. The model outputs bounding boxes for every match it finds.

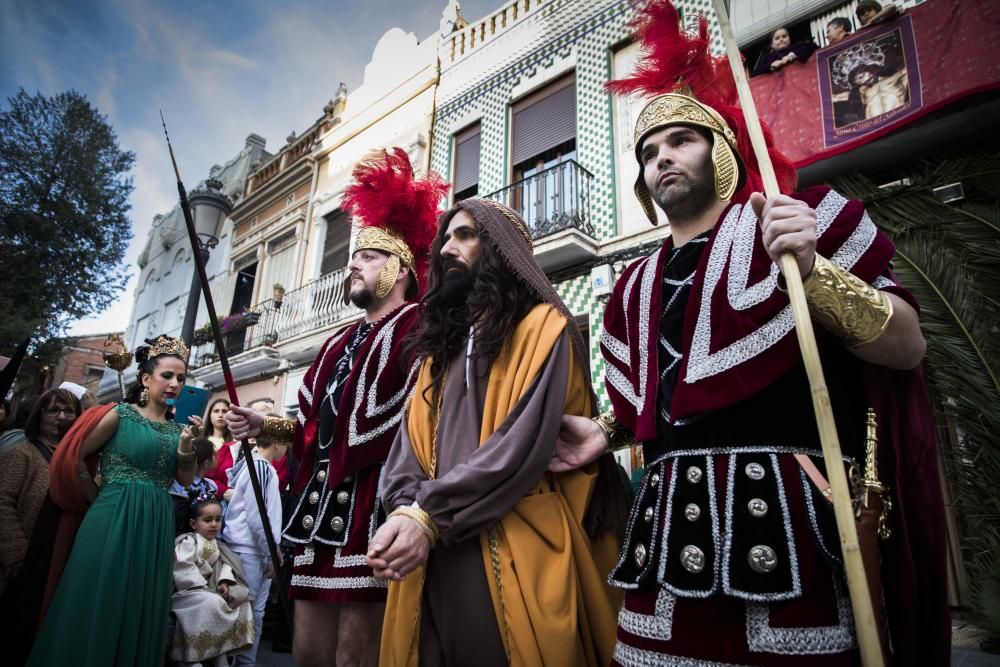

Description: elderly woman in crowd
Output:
[0,387,81,595]
[0,388,81,667]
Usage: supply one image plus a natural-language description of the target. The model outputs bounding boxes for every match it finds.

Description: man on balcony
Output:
[227,148,446,667]
[549,2,949,666]
[369,198,629,667]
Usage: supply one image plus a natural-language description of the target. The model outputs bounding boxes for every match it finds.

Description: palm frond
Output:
[831,141,1000,632]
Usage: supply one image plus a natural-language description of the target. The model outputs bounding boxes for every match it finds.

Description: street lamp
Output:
[180,177,233,346]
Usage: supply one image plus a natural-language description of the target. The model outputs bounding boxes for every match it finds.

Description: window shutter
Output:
[511,76,576,166]
[321,210,351,276]
[453,123,481,195]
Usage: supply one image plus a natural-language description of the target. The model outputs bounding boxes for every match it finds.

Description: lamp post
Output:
[180,177,233,346]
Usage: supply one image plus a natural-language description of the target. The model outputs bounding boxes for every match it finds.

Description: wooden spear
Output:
[159,113,294,634]
[709,2,884,665]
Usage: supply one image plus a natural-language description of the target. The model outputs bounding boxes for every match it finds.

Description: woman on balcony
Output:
[751,26,817,77]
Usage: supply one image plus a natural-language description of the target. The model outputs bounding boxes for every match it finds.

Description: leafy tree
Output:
[0,88,135,354]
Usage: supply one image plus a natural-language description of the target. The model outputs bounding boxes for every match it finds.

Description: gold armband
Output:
[593,412,635,453]
[262,416,296,441]
[389,506,440,547]
[799,255,894,347]
[176,447,197,469]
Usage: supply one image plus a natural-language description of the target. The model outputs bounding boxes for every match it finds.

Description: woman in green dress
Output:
[28,335,202,667]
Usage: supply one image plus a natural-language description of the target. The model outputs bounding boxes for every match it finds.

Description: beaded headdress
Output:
[341,148,449,300]
[143,336,189,364]
[607,0,797,224]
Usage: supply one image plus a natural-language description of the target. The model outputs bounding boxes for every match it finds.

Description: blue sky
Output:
[0,0,497,337]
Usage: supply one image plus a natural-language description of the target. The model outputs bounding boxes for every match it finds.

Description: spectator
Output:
[0,388,80,595]
[0,388,80,666]
[826,16,853,45]
[0,396,36,455]
[168,437,220,535]
[856,0,900,27]
[220,430,287,667]
[751,26,818,77]
[203,398,233,451]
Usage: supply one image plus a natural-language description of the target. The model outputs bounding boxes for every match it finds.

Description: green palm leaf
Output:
[832,144,1000,632]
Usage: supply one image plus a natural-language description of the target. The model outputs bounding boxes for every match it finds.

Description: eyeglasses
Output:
[43,407,75,418]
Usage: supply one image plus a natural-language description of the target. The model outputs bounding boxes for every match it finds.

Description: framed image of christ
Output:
[817,15,923,148]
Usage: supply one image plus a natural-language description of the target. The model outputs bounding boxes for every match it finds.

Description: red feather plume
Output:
[340,148,450,292]
[607,0,797,201]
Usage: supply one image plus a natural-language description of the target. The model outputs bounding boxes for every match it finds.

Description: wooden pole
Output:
[709,2,884,665]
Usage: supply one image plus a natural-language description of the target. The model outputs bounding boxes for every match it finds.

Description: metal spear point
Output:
[159,112,293,633]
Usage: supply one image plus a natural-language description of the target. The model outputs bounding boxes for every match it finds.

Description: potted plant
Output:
[220,309,260,332]
[192,322,214,345]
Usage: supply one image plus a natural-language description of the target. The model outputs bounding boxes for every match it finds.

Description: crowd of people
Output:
[0,1,946,666]
[750,1,903,78]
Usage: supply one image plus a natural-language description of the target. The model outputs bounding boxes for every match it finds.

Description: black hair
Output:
[406,212,540,403]
[856,0,882,20]
[125,335,186,408]
[828,16,852,33]
[203,398,233,441]
[192,437,216,467]
[187,489,222,522]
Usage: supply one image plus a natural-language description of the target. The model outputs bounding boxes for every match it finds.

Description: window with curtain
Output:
[509,73,578,230]
[264,229,297,296]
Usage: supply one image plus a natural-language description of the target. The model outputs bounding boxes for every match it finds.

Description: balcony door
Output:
[509,73,577,234]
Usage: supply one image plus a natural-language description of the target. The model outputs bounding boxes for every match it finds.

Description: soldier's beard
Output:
[652,158,717,224]
[350,286,374,309]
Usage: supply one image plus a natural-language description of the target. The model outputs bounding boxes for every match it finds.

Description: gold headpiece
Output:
[353,226,415,300]
[632,92,745,224]
[148,336,190,364]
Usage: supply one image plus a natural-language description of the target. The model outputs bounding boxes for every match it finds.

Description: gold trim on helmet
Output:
[352,226,413,302]
[632,93,745,225]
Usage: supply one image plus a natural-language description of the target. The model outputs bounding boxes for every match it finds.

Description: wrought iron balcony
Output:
[484,159,596,241]
[189,266,360,369]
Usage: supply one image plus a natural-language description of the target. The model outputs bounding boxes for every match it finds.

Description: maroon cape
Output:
[290,302,421,495]
[601,186,949,665]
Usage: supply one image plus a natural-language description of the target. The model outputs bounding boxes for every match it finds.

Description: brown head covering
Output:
[441,198,593,400]
[441,198,630,539]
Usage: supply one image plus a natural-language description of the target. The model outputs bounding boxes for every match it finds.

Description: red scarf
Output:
[41,402,116,623]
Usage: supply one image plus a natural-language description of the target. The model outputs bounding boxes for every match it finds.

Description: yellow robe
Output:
[380,303,621,666]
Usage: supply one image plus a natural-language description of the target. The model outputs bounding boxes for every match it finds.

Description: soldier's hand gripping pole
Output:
[708,4,884,665]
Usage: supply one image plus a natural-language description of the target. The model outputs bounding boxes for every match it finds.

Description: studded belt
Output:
[608,446,850,601]
[283,459,358,546]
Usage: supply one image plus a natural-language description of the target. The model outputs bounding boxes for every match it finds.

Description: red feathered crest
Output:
[341,147,450,291]
[607,0,796,201]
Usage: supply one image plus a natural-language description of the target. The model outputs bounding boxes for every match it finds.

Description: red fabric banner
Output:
[750,0,1000,167]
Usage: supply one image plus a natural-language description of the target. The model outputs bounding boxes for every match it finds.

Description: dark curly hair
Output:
[125,335,187,406]
[406,210,540,403]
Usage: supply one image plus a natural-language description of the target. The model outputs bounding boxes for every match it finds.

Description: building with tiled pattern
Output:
[431,0,715,420]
